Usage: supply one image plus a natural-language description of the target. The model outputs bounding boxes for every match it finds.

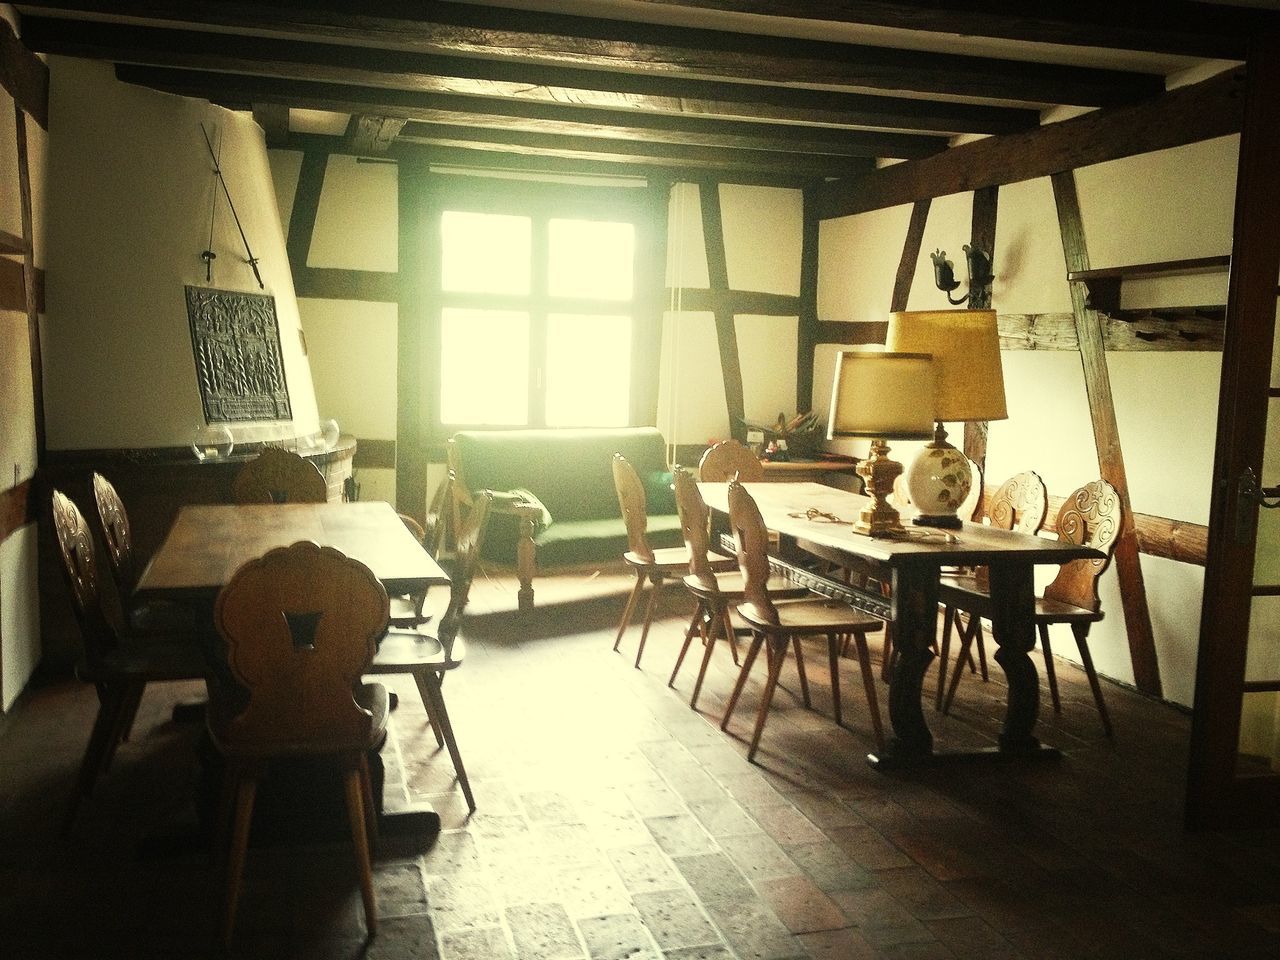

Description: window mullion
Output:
[529,214,550,428]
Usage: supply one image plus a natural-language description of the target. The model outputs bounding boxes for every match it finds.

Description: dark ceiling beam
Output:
[16,5,1164,106]
[346,115,406,154]
[395,124,875,180]
[282,132,817,189]
[115,60,1036,137]
[118,66,946,160]
[251,102,289,147]
[628,1,1265,59]
[814,67,1245,219]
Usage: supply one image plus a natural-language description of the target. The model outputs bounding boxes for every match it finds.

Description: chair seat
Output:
[736,596,883,636]
[369,628,464,672]
[209,681,390,758]
[127,598,200,636]
[683,570,808,602]
[1035,596,1103,623]
[624,546,734,573]
[937,576,1102,625]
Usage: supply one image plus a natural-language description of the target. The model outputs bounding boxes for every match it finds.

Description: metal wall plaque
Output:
[185,285,292,422]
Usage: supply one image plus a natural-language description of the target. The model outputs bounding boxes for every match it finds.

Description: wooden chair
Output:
[389,474,453,628]
[51,489,207,832]
[939,479,1122,735]
[231,446,327,504]
[612,453,732,669]
[721,479,886,762]
[935,469,1048,708]
[367,492,491,813]
[667,467,807,711]
[211,540,391,945]
[698,439,764,482]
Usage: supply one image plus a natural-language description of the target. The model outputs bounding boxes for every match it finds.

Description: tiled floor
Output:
[3,563,1280,959]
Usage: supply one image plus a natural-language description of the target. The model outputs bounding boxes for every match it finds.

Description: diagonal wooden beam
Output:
[699,183,747,443]
[119,62,1038,137]
[1052,169,1161,698]
[815,68,1246,220]
[0,18,49,128]
[284,151,327,274]
[628,0,1266,59]
[19,5,1163,107]
[890,199,931,314]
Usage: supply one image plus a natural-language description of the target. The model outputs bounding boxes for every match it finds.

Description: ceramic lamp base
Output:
[903,424,971,529]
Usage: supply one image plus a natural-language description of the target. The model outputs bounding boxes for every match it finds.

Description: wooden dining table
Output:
[135,499,451,839]
[699,481,1104,767]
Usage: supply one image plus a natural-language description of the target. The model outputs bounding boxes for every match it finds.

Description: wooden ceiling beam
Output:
[346,115,407,154]
[814,67,1245,219]
[251,102,289,147]
[627,1,1265,59]
[19,7,1163,107]
[394,124,874,180]
[116,62,1035,137]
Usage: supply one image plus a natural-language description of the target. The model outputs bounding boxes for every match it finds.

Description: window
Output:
[431,185,645,432]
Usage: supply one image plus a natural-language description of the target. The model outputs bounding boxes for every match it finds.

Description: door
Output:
[1186,31,1280,829]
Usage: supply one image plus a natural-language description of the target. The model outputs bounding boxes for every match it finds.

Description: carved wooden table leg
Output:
[515,511,536,611]
[986,561,1054,755]
[869,559,938,765]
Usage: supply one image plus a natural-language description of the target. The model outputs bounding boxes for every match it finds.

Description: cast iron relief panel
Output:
[186,286,292,422]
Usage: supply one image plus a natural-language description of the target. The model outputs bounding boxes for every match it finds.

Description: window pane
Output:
[440,308,529,425]
[441,211,531,295]
[545,314,631,427]
[548,219,634,301]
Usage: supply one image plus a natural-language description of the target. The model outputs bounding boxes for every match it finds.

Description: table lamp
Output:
[885,309,1007,528]
[827,350,936,537]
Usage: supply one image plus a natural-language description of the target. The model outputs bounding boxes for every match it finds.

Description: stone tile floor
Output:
[2,564,1280,959]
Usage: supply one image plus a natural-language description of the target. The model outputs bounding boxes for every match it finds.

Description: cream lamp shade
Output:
[826,350,936,537]
[826,350,936,441]
[885,309,1007,423]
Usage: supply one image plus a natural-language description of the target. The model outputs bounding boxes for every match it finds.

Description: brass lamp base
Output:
[854,439,905,538]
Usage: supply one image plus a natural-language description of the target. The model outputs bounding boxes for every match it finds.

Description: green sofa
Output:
[447,427,682,609]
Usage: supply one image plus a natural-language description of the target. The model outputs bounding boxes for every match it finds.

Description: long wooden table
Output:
[135,500,451,840]
[699,482,1103,766]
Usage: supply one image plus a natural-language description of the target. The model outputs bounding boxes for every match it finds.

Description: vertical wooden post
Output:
[796,184,821,414]
[963,186,999,483]
[396,160,431,521]
[1052,170,1162,698]
[15,103,43,462]
[699,181,746,442]
[634,177,670,427]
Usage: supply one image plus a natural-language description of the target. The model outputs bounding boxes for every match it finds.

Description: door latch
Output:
[1235,466,1280,544]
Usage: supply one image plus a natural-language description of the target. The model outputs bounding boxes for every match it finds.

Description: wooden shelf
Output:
[1068,255,1230,313]
[0,228,26,256]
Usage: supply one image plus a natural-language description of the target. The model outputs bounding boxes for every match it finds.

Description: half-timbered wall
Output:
[0,5,45,711]
[816,134,1239,709]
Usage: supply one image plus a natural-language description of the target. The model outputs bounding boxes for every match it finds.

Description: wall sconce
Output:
[931,246,994,310]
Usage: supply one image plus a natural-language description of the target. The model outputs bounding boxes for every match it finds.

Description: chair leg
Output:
[613,570,646,651]
[852,632,886,752]
[1072,624,1113,737]
[669,600,706,688]
[634,574,665,669]
[725,610,741,665]
[223,774,258,948]
[358,753,379,848]
[941,616,978,715]
[418,671,475,813]
[690,603,723,712]
[936,607,956,711]
[792,637,811,709]
[880,624,895,682]
[343,767,378,938]
[826,633,842,727]
[62,683,130,834]
[420,685,445,749]
[102,680,145,773]
[722,632,765,732]
[747,635,790,763]
[1038,623,1061,712]
[974,618,990,681]
[116,681,146,745]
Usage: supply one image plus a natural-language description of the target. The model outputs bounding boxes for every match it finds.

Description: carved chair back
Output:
[612,453,654,563]
[727,478,779,625]
[423,471,454,560]
[1042,479,1123,613]
[213,541,389,753]
[232,447,327,505]
[987,470,1049,535]
[960,456,985,522]
[673,467,719,589]
[698,439,764,483]
[91,472,137,594]
[434,491,491,654]
[52,489,117,673]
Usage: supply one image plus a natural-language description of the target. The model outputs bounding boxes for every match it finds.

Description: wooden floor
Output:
[2,563,1280,959]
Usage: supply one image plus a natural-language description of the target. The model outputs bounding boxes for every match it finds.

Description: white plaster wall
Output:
[300,298,398,442]
[309,154,398,272]
[1,527,38,711]
[42,58,319,450]
[737,314,798,427]
[721,184,801,296]
[816,136,1239,708]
